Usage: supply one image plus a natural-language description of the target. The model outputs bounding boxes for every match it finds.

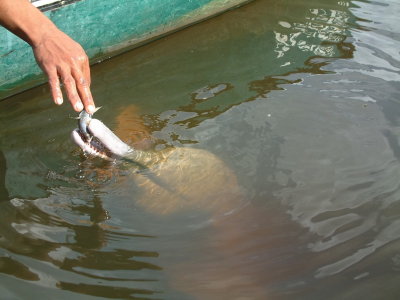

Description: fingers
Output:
[58,68,83,112]
[82,56,91,87]
[71,58,95,113]
[47,68,63,105]
[56,57,95,114]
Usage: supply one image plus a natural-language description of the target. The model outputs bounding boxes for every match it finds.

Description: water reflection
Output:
[269,0,400,289]
[275,6,351,59]
[1,0,400,298]
[0,151,9,201]
[0,192,163,298]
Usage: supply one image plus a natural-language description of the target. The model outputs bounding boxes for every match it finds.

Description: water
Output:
[1,0,400,298]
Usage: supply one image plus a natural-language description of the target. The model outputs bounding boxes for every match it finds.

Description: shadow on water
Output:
[1,0,400,299]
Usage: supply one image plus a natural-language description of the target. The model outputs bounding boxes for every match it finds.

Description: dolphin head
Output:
[72,118,132,160]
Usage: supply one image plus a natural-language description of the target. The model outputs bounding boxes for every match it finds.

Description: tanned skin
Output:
[0,0,95,113]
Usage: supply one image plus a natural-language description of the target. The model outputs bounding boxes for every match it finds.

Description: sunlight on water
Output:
[1,0,400,299]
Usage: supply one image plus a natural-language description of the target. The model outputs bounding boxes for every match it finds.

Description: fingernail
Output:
[87,104,95,114]
[56,97,63,105]
[75,102,84,111]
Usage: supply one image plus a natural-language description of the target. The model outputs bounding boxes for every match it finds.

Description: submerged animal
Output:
[71,110,242,215]
[71,109,269,299]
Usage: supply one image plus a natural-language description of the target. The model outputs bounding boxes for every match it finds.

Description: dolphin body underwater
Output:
[71,110,242,215]
[70,110,271,299]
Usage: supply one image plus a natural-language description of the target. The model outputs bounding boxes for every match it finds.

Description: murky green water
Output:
[1,0,400,298]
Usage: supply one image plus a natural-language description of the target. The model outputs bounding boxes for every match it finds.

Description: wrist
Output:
[20,10,60,48]
[28,24,61,48]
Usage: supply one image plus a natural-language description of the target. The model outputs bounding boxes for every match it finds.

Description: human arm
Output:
[0,0,95,113]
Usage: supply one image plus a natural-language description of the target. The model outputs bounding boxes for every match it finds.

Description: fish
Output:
[78,107,101,142]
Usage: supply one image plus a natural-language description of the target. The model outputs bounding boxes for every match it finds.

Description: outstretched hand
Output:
[0,0,95,113]
[32,29,95,113]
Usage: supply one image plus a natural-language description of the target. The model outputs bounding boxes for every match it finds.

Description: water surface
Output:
[1,0,400,299]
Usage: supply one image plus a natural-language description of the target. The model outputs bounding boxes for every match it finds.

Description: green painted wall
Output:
[0,0,250,99]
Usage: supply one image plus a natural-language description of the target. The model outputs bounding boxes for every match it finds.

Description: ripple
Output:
[315,219,400,278]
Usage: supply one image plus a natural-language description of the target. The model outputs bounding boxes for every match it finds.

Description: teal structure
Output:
[0,0,250,99]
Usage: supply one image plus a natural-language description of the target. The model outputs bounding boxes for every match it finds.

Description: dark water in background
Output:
[1,0,400,298]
